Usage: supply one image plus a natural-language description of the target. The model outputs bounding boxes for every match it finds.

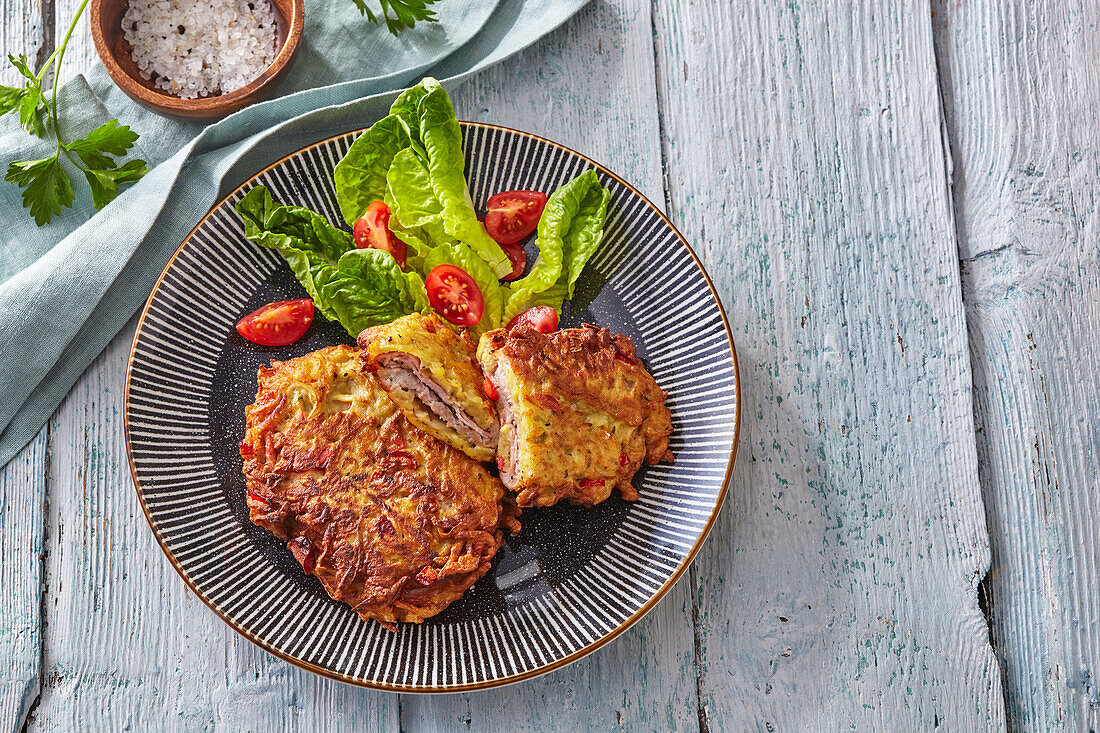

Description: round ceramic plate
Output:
[124,122,740,691]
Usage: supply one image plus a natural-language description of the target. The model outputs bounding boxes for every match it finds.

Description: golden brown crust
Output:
[240,345,508,627]
[358,313,498,461]
[477,324,674,507]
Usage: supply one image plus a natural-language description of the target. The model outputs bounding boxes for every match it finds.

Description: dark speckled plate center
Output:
[124,122,740,691]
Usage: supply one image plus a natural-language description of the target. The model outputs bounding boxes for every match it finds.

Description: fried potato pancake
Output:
[240,345,511,627]
[478,324,674,508]
[358,313,498,462]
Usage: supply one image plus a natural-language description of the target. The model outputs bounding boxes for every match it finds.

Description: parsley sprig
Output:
[353,0,440,35]
[2,0,148,226]
[2,0,434,226]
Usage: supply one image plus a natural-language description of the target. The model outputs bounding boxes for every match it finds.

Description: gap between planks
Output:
[645,3,711,730]
[924,4,1011,718]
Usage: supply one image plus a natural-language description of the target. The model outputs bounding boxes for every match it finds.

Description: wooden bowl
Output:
[90,0,304,119]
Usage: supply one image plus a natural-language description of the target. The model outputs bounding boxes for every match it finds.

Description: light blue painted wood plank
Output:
[933,1,1100,729]
[0,0,44,86]
[652,0,1005,728]
[0,428,46,733]
[398,2,701,730]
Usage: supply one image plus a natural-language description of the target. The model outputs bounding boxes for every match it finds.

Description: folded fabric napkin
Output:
[0,0,590,467]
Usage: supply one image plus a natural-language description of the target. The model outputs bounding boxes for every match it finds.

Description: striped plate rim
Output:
[123,121,742,691]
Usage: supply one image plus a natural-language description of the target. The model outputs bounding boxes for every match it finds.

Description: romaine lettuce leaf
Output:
[560,175,610,298]
[235,185,353,320]
[386,147,450,245]
[424,242,506,333]
[235,185,426,338]
[389,83,431,150]
[521,282,569,316]
[316,249,429,335]
[504,169,609,322]
[332,114,413,226]
[237,185,353,264]
[415,79,512,278]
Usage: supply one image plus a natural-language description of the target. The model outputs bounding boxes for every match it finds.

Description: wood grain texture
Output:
[24,324,399,732]
[933,1,1100,729]
[651,0,1005,728]
[54,0,94,86]
[398,2,701,730]
[0,430,46,733]
[3,0,1048,729]
[2,5,49,731]
[0,0,45,86]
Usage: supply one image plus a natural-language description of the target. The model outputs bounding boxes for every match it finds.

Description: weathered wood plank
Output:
[0,429,46,732]
[652,0,1004,728]
[24,323,400,732]
[0,0,45,86]
[53,0,93,84]
[932,1,1100,729]
[398,2,701,731]
[0,9,49,730]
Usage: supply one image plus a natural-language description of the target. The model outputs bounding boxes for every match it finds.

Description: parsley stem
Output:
[50,0,92,157]
[35,48,61,84]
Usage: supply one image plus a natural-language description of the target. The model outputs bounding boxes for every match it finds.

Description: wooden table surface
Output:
[2,1,1097,730]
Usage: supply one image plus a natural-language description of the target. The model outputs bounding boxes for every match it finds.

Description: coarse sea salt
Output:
[121,0,278,99]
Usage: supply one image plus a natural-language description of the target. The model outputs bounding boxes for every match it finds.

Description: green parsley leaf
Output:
[0,85,24,116]
[67,119,140,157]
[8,53,36,82]
[5,157,75,225]
[3,8,147,226]
[66,119,141,169]
[17,84,45,137]
[83,159,149,210]
[351,0,438,35]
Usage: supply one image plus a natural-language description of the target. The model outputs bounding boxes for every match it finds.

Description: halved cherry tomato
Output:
[506,306,559,334]
[482,377,499,401]
[353,200,407,267]
[484,190,547,245]
[235,299,314,346]
[425,264,485,327]
[499,242,526,281]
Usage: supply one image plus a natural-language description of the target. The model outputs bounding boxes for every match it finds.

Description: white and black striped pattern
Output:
[125,123,740,691]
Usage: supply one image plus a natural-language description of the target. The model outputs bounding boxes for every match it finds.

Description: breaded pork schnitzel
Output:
[358,313,498,462]
[477,324,673,508]
[240,345,511,627]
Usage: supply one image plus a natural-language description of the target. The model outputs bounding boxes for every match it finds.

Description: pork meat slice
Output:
[375,352,499,452]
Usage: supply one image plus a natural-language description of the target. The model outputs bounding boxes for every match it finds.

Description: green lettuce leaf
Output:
[332,113,413,226]
[388,83,431,151]
[235,186,354,320]
[236,185,352,263]
[386,147,451,245]
[316,248,429,335]
[520,282,570,316]
[235,185,425,337]
[424,242,506,334]
[504,169,609,322]
[560,174,610,298]
[415,79,512,278]
[385,208,433,273]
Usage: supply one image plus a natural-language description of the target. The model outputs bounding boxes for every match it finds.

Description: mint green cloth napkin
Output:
[0,0,590,467]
